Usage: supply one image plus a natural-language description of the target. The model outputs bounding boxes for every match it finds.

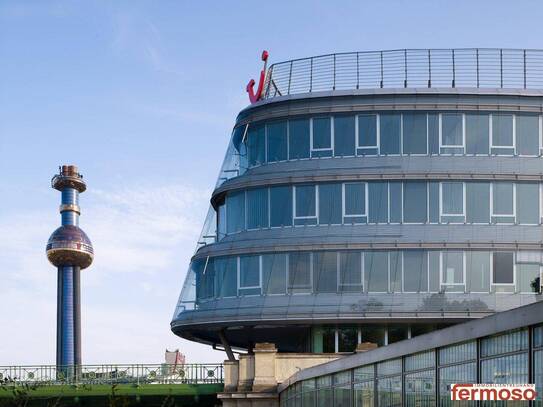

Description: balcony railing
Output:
[0,364,223,386]
[263,48,543,99]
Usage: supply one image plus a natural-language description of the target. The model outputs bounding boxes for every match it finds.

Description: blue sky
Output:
[1,0,543,365]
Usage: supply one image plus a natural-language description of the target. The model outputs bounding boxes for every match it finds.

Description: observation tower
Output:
[46,165,93,368]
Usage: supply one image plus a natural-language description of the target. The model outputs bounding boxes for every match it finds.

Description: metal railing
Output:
[263,48,543,99]
[0,364,223,386]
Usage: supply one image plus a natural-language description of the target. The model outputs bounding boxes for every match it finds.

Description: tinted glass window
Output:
[339,252,362,291]
[493,182,514,215]
[466,182,490,223]
[402,113,427,154]
[288,252,312,292]
[226,190,245,233]
[262,253,286,294]
[465,114,489,154]
[442,113,463,146]
[368,182,388,223]
[313,117,332,149]
[493,252,514,284]
[443,251,464,285]
[358,115,377,147]
[403,251,428,292]
[338,327,358,352]
[518,264,540,293]
[313,252,337,293]
[295,185,316,217]
[404,182,427,223]
[389,182,403,223]
[492,114,514,147]
[516,114,540,155]
[365,251,388,292]
[380,114,401,154]
[247,125,265,166]
[319,183,342,225]
[334,116,356,156]
[267,121,288,162]
[467,251,490,292]
[270,186,292,227]
[442,182,464,215]
[247,188,269,229]
[240,255,260,288]
[517,183,540,224]
[344,183,366,216]
[214,257,237,297]
[289,119,310,159]
[428,114,439,154]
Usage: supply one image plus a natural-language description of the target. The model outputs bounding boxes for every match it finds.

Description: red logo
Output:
[246,50,269,104]
[451,384,537,401]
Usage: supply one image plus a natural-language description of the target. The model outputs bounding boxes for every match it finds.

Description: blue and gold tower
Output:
[46,165,93,368]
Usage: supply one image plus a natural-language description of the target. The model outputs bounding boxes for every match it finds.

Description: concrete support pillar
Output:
[237,354,255,391]
[252,343,278,392]
[224,360,239,392]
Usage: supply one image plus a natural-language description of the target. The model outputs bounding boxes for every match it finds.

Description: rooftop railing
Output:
[263,48,543,99]
[0,364,223,386]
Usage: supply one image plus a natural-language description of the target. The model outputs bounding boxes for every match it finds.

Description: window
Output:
[247,188,269,229]
[441,182,464,222]
[516,114,540,155]
[428,114,440,154]
[467,252,490,292]
[403,251,428,292]
[361,325,385,347]
[357,114,378,155]
[439,363,476,407]
[334,116,356,156]
[289,119,310,159]
[389,252,402,292]
[247,125,265,166]
[518,263,540,293]
[312,326,335,353]
[365,251,388,292]
[465,113,489,154]
[312,117,332,157]
[389,182,402,223]
[338,327,358,352]
[226,190,245,233]
[214,257,237,297]
[288,252,312,293]
[343,183,367,223]
[404,182,427,223]
[428,251,440,292]
[402,113,427,154]
[380,114,401,154]
[294,185,317,225]
[492,182,514,223]
[262,253,287,294]
[481,353,528,385]
[441,251,465,292]
[239,255,261,295]
[441,113,464,150]
[516,183,540,224]
[339,252,363,292]
[428,182,440,223]
[491,114,514,154]
[368,182,389,223]
[270,186,292,227]
[466,182,490,223]
[313,252,337,293]
[217,202,226,238]
[493,252,515,285]
[319,183,342,225]
[267,121,287,162]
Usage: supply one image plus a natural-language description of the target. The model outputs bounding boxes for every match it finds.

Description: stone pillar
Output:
[252,343,278,392]
[237,354,255,391]
[224,360,239,392]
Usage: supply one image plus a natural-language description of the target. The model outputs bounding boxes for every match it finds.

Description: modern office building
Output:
[171,49,543,356]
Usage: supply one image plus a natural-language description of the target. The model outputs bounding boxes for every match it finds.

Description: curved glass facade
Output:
[171,56,543,353]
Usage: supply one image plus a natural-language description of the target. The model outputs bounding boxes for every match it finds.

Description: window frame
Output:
[342,182,368,220]
[293,184,319,224]
[401,112,429,156]
[439,113,466,150]
[356,113,379,155]
[310,117,334,155]
[490,113,516,152]
[401,251,430,294]
[237,255,262,295]
[338,252,364,292]
[491,251,517,290]
[365,251,390,294]
[287,252,313,294]
[440,251,466,292]
[490,182,516,222]
[439,181,466,221]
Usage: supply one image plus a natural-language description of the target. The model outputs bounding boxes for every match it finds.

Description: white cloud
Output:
[0,182,225,365]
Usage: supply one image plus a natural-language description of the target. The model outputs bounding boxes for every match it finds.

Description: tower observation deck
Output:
[46,165,93,368]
